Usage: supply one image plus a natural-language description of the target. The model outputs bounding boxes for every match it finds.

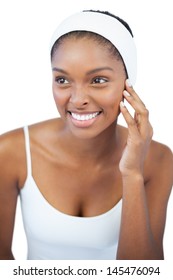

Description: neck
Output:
[62,121,119,164]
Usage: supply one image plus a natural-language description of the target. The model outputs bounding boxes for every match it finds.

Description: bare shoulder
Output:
[0,118,61,185]
[147,140,173,179]
[0,127,24,152]
[0,128,28,259]
[0,127,26,185]
[145,139,173,200]
[149,139,172,160]
[0,127,25,165]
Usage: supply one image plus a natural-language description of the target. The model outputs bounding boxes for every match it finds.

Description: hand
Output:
[119,79,153,176]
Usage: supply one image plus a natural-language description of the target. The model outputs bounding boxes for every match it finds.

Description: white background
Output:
[0,0,172,260]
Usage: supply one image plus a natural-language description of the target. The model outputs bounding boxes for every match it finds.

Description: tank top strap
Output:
[23,126,32,176]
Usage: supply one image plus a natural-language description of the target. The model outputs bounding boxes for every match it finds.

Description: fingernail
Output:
[120,101,125,107]
[126,79,132,87]
[123,90,131,97]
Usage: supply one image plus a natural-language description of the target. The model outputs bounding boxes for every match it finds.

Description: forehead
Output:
[52,35,121,65]
[51,37,125,77]
[52,37,117,65]
[52,31,111,53]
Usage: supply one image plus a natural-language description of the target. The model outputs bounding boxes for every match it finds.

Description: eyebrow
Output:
[52,67,114,75]
[52,67,68,74]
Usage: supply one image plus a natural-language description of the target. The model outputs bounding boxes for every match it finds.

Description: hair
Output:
[83,10,133,37]
[51,10,133,73]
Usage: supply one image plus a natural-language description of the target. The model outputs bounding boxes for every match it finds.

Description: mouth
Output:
[68,111,102,121]
[67,110,102,128]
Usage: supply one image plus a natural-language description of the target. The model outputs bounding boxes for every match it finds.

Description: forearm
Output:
[117,174,163,260]
[0,249,15,260]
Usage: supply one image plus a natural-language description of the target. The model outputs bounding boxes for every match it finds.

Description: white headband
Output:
[50,11,137,85]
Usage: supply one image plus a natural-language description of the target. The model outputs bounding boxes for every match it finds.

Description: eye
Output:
[92,77,108,84]
[55,77,69,84]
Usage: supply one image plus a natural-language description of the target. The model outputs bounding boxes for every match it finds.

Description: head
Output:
[50,10,137,139]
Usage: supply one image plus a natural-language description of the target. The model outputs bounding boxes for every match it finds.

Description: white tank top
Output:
[20,126,122,260]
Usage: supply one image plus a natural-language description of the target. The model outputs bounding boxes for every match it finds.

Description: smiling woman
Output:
[51,36,125,135]
[0,10,172,260]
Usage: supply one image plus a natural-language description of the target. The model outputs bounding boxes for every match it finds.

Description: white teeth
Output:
[71,112,100,121]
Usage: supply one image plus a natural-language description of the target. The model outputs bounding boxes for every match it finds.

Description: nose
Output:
[69,87,89,108]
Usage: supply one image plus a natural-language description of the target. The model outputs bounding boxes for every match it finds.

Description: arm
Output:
[0,132,20,260]
[116,80,173,260]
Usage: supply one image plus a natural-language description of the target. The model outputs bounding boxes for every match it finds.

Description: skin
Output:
[0,37,173,260]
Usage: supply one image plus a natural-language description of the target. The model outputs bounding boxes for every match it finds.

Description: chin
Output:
[67,121,117,141]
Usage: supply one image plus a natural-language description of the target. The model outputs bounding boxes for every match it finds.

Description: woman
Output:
[0,10,172,260]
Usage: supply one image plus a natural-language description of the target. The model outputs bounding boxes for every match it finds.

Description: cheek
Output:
[99,85,124,120]
[101,89,123,111]
[53,91,67,116]
[52,87,69,110]
[109,82,125,109]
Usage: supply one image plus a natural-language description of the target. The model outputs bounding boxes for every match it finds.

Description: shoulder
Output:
[0,117,62,157]
[0,118,63,153]
[0,127,26,189]
[0,127,25,162]
[0,128,24,173]
[145,140,173,200]
[0,118,62,187]
[147,140,173,178]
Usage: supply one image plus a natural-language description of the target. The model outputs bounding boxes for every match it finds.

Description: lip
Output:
[67,110,102,128]
[67,110,101,114]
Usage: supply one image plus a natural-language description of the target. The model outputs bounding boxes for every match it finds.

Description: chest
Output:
[21,175,122,259]
[30,152,122,217]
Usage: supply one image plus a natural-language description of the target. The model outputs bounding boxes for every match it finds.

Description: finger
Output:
[120,101,153,141]
[134,107,153,140]
[120,101,140,135]
[125,79,146,107]
[123,90,149,120]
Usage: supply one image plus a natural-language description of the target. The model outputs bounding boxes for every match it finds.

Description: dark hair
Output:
[83,10,133,37]
[51,9,133,72]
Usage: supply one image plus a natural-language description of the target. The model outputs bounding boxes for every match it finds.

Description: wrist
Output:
[121,171,144,182]
[121,173,144,193]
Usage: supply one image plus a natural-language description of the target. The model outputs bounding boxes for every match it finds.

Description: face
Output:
[51,37,126,139]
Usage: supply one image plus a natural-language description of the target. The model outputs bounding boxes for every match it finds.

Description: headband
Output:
[50,11,137,85]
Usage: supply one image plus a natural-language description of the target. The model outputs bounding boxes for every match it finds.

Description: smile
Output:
[70,112,101,121]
